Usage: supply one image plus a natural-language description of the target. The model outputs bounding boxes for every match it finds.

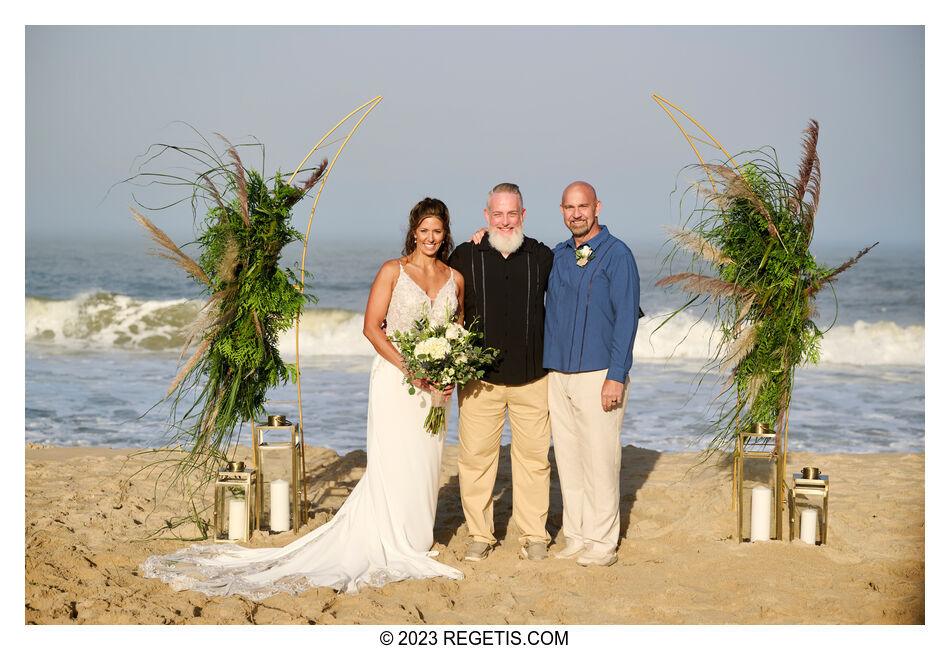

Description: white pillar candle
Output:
[750,485,771,541]
[800,507,818,545]
[228,498,246,540]
[270,479,291,532]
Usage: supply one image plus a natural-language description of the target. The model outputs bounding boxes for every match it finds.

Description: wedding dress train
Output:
[142,264,463,597]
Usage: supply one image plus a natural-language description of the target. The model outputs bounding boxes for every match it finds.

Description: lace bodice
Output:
[385,264,458,335]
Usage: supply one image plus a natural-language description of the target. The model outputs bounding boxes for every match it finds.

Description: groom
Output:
[449,183,554,562]
[544,181,640,568]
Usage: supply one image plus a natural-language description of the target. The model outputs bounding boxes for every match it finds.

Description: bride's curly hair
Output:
[402,197,454,263]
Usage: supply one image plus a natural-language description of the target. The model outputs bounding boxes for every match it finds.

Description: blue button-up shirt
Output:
[543,225,640,383]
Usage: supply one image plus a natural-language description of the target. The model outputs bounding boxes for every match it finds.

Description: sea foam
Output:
[26,293,924,366]
[285,312,925,367]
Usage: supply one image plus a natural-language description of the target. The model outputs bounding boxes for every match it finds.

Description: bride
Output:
[142,197,466,597]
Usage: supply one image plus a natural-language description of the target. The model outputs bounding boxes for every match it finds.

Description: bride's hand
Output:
[410,376,432,392]
[410,376,453,397]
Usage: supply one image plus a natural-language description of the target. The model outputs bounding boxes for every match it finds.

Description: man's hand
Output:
[601,379,624,412]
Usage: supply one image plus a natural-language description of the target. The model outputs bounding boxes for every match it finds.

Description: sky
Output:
[24,24,925,251]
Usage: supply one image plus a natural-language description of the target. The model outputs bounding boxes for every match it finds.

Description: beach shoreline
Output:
[25,443,924,624]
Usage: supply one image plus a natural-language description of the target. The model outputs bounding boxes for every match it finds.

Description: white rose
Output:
[445,323,464,340]
[575,245,594,267]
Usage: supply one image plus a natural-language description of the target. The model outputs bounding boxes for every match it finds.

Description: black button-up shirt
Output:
[449,237,553,385]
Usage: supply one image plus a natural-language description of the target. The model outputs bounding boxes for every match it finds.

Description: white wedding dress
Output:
[142,264,463,597]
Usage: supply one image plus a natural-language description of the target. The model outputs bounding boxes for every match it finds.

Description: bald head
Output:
[560,181,602,244]
[561,181,597,205]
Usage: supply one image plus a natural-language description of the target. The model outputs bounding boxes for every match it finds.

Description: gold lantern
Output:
[788,467,830,545]
[252,416,308,533]
[734,422,785,542]
[213,462,256,543]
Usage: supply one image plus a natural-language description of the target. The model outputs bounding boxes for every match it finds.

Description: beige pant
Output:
[548,369,628,555]
[457,377,551,545]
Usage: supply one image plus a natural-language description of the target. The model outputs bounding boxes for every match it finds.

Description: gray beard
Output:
[488,227,525,256]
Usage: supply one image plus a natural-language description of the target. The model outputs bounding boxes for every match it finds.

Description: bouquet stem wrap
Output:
[425,391,449,438]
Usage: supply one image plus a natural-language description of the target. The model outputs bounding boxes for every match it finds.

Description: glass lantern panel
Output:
[257,447,296,531]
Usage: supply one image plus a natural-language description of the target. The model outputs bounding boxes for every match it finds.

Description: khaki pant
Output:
[548,369,628,555]
[457,377,551,545]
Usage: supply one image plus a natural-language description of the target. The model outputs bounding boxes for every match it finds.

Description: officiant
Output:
[449,183,554,564]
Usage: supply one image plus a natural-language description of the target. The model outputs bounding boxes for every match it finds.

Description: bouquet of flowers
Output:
[390,314,498,437]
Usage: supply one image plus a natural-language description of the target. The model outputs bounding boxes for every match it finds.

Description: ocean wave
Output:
[25,293,201,351]
[278,309,374,358]
[816,320,925,365]
[26,293,924,366]
[633,317,925,367]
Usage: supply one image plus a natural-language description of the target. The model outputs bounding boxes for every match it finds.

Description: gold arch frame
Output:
[267,95,382,472]
[652,94,745,192]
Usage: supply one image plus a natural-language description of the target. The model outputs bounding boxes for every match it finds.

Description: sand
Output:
[24,442,924,625]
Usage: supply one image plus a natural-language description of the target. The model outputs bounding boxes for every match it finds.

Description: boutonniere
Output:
[575,244,594,267]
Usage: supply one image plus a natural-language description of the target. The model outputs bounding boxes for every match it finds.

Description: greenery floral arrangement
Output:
[128,131,326,536]
[389,313,499,436]
[657,120,876,455]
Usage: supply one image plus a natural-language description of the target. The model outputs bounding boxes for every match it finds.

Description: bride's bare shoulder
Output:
[376,258,404,275]
[370,259,404,291]
[446,264,463,286]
